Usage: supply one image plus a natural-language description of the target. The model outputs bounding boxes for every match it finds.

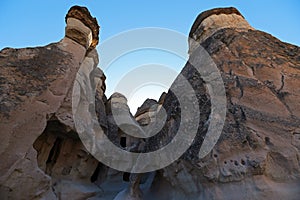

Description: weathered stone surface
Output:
[0,6,103,199]
[66,6,100,50]
[135,99,160,126]
[189,7,244,38]
[0,40,86,199]
[149,7,300,200]
[189,7,253,53]
[106,92,146,148]
[1,5,300,200]
[135,99,158,117]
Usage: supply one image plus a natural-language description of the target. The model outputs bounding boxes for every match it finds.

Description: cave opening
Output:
[45,137,62,174]
[33,119,78,175]
[123,172,130,182]
[120,136,126,148]
[91,162,101,182]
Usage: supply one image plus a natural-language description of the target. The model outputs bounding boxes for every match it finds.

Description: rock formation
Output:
[0,6,299,200]
[65,5,100,50]
[189,7,253,53]
[0,6,104,199]
[147,7,300,199]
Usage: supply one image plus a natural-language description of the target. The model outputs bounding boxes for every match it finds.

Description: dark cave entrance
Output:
[123,172,130,182]
[33,118,102,182]
[120,136,127,148]
[33,119,72,175]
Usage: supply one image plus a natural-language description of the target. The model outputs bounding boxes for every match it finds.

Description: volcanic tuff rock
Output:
[65,5,100,50]
[188,7,253,53]
[106,92,146,149]
[0,5,300,200]
[147,7,300,199]
[0,6,105,199]
[135,98,162,126]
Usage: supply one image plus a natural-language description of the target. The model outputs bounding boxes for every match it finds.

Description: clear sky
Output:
[1,0,299,112]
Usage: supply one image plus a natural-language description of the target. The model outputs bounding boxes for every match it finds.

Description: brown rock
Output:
[0,5,103,199]
[189,7,244,39]
[189,7,253,53]
[66,6,100,50]
[149,7,300,200]
[1,5,300,200]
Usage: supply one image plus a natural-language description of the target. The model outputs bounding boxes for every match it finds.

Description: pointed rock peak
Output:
[65,5,100,50]
[188,7,254,53]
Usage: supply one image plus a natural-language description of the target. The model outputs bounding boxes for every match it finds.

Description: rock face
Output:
[189,7,253,53]
[65,5,100,50]
[106,92,145,149]
[135,98,161,126]
[0,6,300,200]
[0,6,104,200]
[148,7,300,200]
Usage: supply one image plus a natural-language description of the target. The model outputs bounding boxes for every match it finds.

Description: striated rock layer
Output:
[189,7,253,53]
[0,6,300,200]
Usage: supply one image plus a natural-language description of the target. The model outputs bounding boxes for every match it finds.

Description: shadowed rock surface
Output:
[147,7,300,200]
[0,6,300,200]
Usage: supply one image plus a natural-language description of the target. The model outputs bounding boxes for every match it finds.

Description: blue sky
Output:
[0,0,299,48]
[1,0,299,112]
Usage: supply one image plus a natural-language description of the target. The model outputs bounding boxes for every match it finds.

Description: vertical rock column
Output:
[0,6,100,200]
